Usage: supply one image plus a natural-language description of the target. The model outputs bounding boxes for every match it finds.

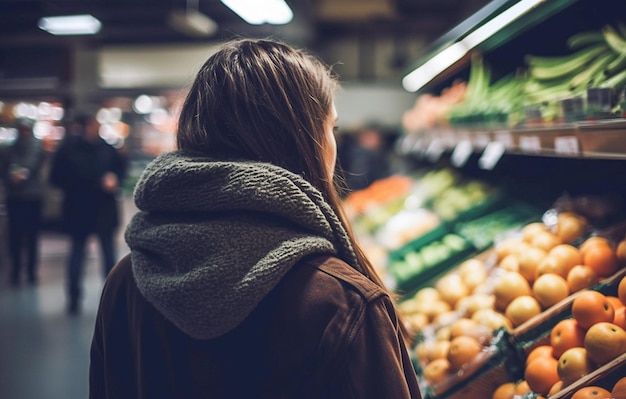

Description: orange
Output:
[422,358,451,385]
[526,345,555,366]
[505,295,542,327]
[619,275,626,306]
[535,255,571,280]
[531,231,563,253]
[549,380,564,396]
[583,244,619,278]
[584,322,626,365]
[517,247,547,283]
[549,244,583,272]
[449,318,479,339]
[499,254,520,272]
[533,273,570,309]
[617,239,626,262]
[556,212,587,243]
[550,318,586,359]
[494,271,533,311]
[571,386,612,399]
[607,296,625,311]
[524,356,560,395]
[580,236,611,257]
[571,290,615,329]
[514,380,531,395]
[567,265,598,292]
[428,340,451,362]
[522,222,549,243]
[557,347,593,386]
[447,335,483,370]
[612,376,626,399]
[492,381,516,399]
[614,306,626,330]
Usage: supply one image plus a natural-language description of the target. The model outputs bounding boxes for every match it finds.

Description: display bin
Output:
[453,202,543,251]
[547,353,626,399]
[388,224,477,296]
[415,328,525,399]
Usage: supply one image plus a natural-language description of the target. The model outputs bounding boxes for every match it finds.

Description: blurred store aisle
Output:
[0,194,137,399]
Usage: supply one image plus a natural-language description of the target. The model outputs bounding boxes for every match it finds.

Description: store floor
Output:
[0,195,138,399]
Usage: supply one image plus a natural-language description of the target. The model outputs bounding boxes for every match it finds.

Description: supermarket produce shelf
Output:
[400,119,626,165]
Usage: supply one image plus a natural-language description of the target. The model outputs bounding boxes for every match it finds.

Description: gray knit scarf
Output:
[125,150,361,340]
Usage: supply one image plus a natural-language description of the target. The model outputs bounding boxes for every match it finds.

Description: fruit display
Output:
[396,209,626,399]
[489,274,626,399]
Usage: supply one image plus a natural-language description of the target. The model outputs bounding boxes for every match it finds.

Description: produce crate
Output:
[415,328,525,399]
[548,353,626,399]
[453,202,543,250]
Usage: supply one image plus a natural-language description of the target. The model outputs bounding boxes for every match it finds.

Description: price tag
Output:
[425,139,445,163]
[450,139,473,167]
[478,141,506,170]
[554,136,580,155]
[494,130,514,149]
[519,135,541,153]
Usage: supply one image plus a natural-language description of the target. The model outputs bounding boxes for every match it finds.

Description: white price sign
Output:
[425,139,445,163]
[478,141,506,170]
[554,136,580,155]
[519,136,541,153]
[450,139,473,168]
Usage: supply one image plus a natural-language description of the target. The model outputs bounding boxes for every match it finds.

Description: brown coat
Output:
[89,254,422,399]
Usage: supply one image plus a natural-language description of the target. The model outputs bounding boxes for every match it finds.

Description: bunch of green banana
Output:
[523,22,626,105]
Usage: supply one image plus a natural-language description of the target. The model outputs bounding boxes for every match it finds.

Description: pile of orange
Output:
[491,275,626,399]
[492,221,626,330]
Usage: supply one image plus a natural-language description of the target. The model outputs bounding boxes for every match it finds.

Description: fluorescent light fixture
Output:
[402,0,546,92]
[169,9,218,37]
[38,14,102,36]
[220,0,293,25]
[402,42,469,93]
[463,0,546,48]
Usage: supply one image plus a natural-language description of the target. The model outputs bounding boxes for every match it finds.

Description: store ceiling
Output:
[0,0,492,49]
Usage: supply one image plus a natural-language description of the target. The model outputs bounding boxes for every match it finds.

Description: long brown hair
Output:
[177,38,409,338]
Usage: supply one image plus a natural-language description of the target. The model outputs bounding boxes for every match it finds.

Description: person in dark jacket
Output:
[2,118,45,286]
[89,38,422,399]
[49,113,127,314]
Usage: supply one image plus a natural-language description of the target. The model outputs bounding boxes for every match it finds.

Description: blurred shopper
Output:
[340,127,390,192]
[89,39,421,399]
[49,113,127,314]
[2,118,45,286]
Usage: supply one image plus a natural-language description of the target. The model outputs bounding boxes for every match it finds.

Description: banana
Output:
[569,52,616,89]
[524,78,578,104]
[567,31,605,49]
[605,52,626,76]
[602,25,626,55]
[526,44,609,80]
[600,68,626,89]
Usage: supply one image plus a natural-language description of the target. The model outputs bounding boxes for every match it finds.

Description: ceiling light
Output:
[169,9,218,37]
[38,14,102,36]
[220,0,293,25]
